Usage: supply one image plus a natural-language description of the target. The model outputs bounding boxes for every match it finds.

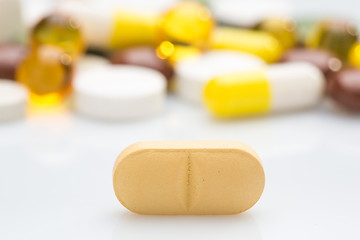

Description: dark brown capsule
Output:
[110,46,174,80]
[0,44,27,80]
[280,48,342,79]
[327,68,360,111]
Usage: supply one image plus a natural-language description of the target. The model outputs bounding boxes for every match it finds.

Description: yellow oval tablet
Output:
[113,141,265,215]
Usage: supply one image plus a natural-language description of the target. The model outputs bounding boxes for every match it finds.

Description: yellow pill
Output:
[159,1,214,48]
[156,41,201,66]
[32,14,84,59]
[111,9,159,49]
[113,141,265,215]
[348,42,360,68]
[210,27,283,63]
[16,45,73,104]
[255,17,297,50]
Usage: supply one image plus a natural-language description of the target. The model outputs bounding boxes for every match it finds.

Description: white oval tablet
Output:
[175,50,265,104]
[0,80,28,121]
[73,65,166,120]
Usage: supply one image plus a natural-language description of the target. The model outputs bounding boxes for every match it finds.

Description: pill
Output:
[0,0,24,43]
[0,80,28,121]
[211,0,291,28]
[348,42,360,68]
[110,46,174,80]
[159,1,214,48]
[31,14,84,59]
[306,19,357,61]
[16,45,73,105]
[73,65,166,120]
[113,141,265,215]
[57,2,159,50]
[280,48,342,78]
[0,44,27,80]
[210,27,283,63]
[76,54,109,71]
[204,62,325,117]
[156,42,201,66]
[255,17,297,50]
[327,68,360,111]
[175,50,265,104]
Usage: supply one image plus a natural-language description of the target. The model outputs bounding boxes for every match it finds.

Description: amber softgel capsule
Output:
[113,141,265,215]
[16,45,73,105]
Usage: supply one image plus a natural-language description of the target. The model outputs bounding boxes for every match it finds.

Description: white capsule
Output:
[0,80,28,121]
[204,62,325,117]
[175,50,265,104]
[267,62,325,112]
[73,65,166,121]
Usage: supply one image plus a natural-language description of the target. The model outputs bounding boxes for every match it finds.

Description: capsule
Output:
[57,2,159,50]
[306,19,358,61]
[31,14,84,59]
[113,141,265,215]
[16,45,73,105]
[210,27,283,63]
[327,68,360,111]
[255,17,297,50]
[204,62,325,117]
[159,1,214,48]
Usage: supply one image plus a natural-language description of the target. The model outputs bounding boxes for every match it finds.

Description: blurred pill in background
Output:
[211,0,291,28]
[280,48,342,78]
[110,46,174,80]
[76,54,110,71]
[57,2,159,50]
[159,1,214,49]
[210,27,283,63]
[0,44,28,80]
[16,45,73,105]
[204,62,325,117]
[175,50,265,104]
[31,14,84,59]
[0,80,28,121]
[306,19,358,62]
[327,68,360,111]
[255,17,297,50]
[0,0,25,44]
[73,65,166,121]
[156,42,201,66]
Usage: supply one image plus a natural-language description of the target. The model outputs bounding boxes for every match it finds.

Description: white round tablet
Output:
[0,80,28,121]
[73,65,166,121]
[76,54,110,71]
[175,50,266,104]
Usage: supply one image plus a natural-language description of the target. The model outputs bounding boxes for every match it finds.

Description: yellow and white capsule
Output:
[204,62,325,117]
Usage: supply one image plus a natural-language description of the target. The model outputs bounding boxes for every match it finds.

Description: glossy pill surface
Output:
[210,27,283,63]
[113,141,265,215]
[328,68,360,111]
[111,46,174,80]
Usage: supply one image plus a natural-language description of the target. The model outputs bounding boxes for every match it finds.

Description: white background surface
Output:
[1,97,360,239]
[1,0,360,239]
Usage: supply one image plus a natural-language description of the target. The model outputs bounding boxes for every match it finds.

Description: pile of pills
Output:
[1,0,360,121]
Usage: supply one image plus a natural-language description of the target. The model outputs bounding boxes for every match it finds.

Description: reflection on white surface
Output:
[0,96,360,239]
[113,212,261,240]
